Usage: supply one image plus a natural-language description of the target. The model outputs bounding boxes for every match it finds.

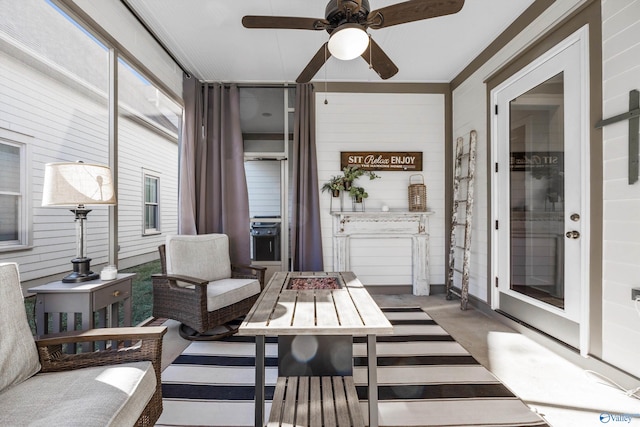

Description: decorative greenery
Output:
[321,175,345,196]
[342,165,365,183]
[322,166,381,202]
[349,186,368,202]
[342,165,380,191]
[365,170,381,180]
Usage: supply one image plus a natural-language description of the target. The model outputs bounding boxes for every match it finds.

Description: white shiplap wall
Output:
[246,160,281,218]
[600,0,640,378]
[316,92,445,288]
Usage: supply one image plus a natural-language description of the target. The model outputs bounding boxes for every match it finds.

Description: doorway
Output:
[241,86,295,279]
[491,28,589,352]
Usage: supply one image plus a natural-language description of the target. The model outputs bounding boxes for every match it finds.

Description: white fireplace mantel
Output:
[332,210,434,295]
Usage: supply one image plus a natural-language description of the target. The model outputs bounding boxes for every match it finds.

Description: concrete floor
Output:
[159,293,640,427]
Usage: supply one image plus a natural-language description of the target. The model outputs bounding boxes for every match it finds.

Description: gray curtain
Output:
[179,76,251,265]
[291,83,324,271]
[178,76,199,236]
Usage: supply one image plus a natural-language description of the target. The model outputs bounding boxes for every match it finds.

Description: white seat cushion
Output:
[0,361,156,426]
[185,278,261,311]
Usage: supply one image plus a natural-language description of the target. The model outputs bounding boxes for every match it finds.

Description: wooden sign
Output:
[341,151,423,171]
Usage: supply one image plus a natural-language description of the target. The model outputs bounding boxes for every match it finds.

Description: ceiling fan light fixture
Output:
[328,24,369,60]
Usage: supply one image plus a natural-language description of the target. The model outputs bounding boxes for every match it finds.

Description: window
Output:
[118,58,181,136]
[0,132,29,250]
[0,1,180,277]
[143,172,160,234]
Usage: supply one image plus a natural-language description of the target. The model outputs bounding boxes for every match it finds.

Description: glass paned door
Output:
[492,28,588,351]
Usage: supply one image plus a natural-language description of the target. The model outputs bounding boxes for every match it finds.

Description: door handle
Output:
[565,230,580,239]
[570,213,580,222]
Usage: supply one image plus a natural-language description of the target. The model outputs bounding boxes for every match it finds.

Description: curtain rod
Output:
[200,83,297,89]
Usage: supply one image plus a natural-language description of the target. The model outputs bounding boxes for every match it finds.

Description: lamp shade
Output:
[42,162,116,206]
[328,24,369,60]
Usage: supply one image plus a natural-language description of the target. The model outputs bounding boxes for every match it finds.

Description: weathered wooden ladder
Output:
[446,130,477,310]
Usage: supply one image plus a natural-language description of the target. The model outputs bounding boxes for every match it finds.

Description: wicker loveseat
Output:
[0,262,167,426]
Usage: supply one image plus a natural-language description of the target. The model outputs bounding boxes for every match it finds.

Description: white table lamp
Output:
[42,161,116,283]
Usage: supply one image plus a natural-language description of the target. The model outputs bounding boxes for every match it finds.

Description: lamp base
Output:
[62,257,99,283]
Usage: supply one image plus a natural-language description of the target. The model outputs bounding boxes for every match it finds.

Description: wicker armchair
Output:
[0,262,167,427]
[152,233,266,340]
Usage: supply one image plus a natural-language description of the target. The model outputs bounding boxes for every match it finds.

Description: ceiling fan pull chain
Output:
[368,34,373,69]
[324,43,328,105]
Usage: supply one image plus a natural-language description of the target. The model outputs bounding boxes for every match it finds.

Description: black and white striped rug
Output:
[157,307,547,426]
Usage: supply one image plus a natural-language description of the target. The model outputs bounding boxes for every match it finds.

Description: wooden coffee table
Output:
[238,271,393,427]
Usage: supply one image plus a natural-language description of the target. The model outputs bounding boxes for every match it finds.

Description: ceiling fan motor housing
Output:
[325,0,371,30]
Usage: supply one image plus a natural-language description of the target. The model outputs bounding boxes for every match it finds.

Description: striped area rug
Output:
[157,307,547,426]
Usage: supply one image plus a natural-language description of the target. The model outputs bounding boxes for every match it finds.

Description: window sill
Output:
[0,244,33,253]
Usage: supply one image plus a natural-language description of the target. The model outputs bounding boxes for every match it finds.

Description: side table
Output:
[28,273,134,350]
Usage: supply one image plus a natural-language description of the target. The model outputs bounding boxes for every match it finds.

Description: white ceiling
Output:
[124,0,535,84]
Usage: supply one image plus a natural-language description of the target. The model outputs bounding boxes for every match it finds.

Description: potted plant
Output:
[321,175,345,197]
[349,186,368,203]
[341,165,364,190]
[342,166,381,189]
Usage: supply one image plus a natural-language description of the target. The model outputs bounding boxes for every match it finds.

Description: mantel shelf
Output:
[331,210,435,217]
[332,210,432,295]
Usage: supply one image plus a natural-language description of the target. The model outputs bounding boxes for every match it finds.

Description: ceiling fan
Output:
[242,0,465,83]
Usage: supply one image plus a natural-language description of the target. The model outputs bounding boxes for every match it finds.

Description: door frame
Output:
[490,26,591,355]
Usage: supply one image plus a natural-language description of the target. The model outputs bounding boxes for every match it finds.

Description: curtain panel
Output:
[291,83,324,271]
[179,77,250,265]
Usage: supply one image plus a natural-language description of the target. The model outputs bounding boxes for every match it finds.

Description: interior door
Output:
[492,29,589,351]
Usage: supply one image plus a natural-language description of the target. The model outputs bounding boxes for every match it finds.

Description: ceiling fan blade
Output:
[361,38,398,80]
[367,0,464,29]
[242,15,329,30]
[296,43,331,83]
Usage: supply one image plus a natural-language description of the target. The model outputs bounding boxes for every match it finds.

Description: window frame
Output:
[0,128,32,251]
[142,170,161,236]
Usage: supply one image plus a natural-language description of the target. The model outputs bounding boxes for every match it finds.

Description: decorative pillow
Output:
[0,263,41,393]
[165,234,232,286]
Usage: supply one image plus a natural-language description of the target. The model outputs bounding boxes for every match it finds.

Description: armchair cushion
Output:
[203,278,261,312]
[0,263,40,394]
[0,360,155,426]
[165,234,232,286]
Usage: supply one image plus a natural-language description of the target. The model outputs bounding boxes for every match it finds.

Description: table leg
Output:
[367,334,379,427]
[255,335,265,427]
[123,295,132,327]
[52,313,61,333]
[35,295,45,336]
[81,307,92,353]
[98,307,108,328]
[97,307,108,350]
